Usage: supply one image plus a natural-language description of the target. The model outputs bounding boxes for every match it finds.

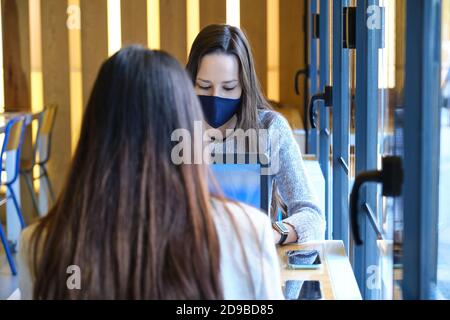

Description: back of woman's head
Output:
[31,46,222,299]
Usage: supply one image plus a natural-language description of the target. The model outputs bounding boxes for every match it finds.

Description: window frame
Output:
[319,0,333,239]
[307,0,319,156]
[331,0,351,252]
[352,0,381,300]
[402,0,441,300]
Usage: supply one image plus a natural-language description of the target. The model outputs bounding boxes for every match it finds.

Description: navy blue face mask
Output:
[198,95,241,128]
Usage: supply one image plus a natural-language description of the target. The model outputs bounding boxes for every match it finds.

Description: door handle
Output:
[308,86,333,129]
[350,156,404,245]
[295,68,309,96]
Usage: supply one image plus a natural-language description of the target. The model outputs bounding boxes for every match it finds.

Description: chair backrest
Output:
[34,105,57,165]
[1,116,27,185]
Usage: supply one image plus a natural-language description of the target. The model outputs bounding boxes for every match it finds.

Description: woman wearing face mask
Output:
[187,24,325,245]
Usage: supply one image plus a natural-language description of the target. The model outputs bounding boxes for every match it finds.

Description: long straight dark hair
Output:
[30,46,224,299]
[186,24,273,132]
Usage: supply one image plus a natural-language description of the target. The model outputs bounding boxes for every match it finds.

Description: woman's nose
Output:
[212,86,221,97]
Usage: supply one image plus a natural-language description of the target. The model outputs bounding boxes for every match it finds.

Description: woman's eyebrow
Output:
[222,80,238,84]
[197,78,211,83]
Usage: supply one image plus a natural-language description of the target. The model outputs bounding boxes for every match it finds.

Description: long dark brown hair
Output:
[30,46,225,299]
[186,24,272,132]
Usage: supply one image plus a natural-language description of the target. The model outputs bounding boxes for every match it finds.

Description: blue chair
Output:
[20,106,57,215]
[0,115,27,275]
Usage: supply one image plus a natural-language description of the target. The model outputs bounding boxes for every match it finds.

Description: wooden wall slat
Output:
[1,0,30,110]
[200,0,226,29]
[240,0,268,95]
[395,0,405,105]
[279,0,306,116]
[80,0,108,108]
[160,0,187,65]
[121,0,148,47]
[41,0,72,197]
[1,0,37,220]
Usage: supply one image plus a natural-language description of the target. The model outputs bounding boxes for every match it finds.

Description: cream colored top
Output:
[18,200,284,300]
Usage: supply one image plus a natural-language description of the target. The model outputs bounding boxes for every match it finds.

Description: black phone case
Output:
[286,250,321,266]
[284,280,322,300]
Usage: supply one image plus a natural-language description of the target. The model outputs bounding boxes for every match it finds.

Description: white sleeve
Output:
[257,219,285,300]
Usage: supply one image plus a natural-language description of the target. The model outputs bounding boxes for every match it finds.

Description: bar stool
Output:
[0,115,27,275]
[20,105,57,216]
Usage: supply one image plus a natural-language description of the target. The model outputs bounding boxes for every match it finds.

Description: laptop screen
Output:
[211,163,261,210]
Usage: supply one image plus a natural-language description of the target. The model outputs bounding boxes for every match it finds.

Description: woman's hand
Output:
[273,222,298,245]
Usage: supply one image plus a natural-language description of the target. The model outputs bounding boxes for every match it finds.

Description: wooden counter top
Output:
[278,241,362,300]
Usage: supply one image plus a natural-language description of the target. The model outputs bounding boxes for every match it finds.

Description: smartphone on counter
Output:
[286,249,321,270]
[283,280,322,300]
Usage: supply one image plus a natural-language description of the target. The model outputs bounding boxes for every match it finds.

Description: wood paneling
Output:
[160,0,187,64]
[395,0,406,106]
[240,0,268,95]
[121,0,148,47]
[279,0,306,113]
[200,0,226,29]
[41,0,72,196]
[1,0,30,111]
[1,0,37,220]
[80,0,108,108]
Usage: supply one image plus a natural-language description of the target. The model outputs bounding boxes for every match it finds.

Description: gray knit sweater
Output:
[210,110,326,243]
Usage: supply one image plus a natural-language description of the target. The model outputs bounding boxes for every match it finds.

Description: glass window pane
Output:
[437,0,450,300]
[367,0,405,300]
